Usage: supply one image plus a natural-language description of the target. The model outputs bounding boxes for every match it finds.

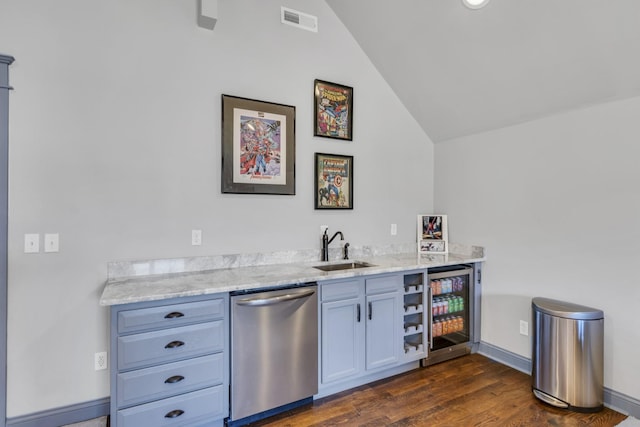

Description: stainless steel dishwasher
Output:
[228,283,318,426]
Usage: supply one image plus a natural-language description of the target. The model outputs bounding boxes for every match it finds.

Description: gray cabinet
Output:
[110,294,229,427]
[320,274,402,386]
[365,276,402,370]
[320,279,363,383]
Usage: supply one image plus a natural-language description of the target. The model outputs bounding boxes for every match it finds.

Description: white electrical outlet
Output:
[94,351,107,371]
[519,320,529,336]
[191,229,202,246]
[390,223,397,236]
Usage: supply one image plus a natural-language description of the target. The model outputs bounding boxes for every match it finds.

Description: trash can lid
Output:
[532,297,603,320]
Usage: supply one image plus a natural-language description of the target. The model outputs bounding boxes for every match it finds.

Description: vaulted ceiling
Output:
[326,0,640,142]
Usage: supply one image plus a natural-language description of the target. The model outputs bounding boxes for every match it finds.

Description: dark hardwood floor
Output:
[253,353,627,427]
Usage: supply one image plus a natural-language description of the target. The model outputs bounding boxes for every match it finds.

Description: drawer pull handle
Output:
[164,375,185,384]
[164,311,185,319]
[165,340,185,349]
[164,409,185,419]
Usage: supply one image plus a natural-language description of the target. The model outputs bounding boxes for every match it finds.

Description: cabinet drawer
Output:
[118,321,223,371]
[366,275,402,294]
[116,353,224,408]
[321,279,361,302]
[116,386,225,427]
[118,298,225,334]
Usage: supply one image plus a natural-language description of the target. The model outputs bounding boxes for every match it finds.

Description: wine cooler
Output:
[422,264,481,366]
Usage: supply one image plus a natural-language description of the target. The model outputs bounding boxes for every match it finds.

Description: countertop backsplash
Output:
[106,242,483,280]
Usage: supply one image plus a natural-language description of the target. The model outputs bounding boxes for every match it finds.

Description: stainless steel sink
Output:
[313,261,376,272]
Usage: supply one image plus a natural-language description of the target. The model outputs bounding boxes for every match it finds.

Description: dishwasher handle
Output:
[235,288,315,307]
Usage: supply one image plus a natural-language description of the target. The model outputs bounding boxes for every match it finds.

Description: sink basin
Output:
[313,261,376,272]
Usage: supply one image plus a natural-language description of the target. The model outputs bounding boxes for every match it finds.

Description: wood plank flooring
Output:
[252,353,627,427]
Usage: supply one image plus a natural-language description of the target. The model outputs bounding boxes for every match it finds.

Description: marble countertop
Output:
[100,244,485,306]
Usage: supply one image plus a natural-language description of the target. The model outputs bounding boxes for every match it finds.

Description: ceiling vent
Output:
[281,6,318,32]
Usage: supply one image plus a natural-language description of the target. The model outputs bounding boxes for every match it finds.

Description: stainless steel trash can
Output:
[531,297,604,412]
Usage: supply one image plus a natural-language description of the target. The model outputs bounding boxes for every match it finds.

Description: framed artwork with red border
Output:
[313,79,353,141]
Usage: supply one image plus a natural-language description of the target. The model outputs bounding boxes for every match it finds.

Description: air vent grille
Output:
[283,9,300,25]
[280,6,318,33]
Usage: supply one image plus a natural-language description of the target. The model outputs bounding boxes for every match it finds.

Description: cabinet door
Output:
[321,297,364,384]
[366,291,400,371]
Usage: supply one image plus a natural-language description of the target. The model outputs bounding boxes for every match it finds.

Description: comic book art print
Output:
[417,215,448,254]
[314,153,353,209]
[221,95,295,195]
[233,108,286,186]
[314,80,353,141]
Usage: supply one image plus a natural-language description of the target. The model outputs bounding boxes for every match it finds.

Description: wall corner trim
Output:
[0,55,15,66]
[197,0,218,30]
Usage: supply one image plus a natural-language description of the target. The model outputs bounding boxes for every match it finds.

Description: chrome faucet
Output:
[322,229,344,261]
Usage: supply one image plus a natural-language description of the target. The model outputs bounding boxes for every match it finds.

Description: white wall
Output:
[0,0,434,417]
[435,96,640,400]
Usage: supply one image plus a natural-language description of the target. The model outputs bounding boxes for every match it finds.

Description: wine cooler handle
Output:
[428,285,433,350]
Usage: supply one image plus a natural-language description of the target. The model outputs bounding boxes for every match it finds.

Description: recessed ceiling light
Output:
[463,0,490,9]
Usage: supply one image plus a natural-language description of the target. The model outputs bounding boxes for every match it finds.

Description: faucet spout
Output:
[321,229,345,262]
[328,231,344,244]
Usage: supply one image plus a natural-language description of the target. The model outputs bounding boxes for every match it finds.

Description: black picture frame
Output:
[314,153,354,209]
[313,79,353,141]
[221,94,295,195]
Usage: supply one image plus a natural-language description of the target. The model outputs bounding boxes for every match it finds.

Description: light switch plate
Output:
[191,229,202,246]
[44,233,59,252]
[24,234,40,253]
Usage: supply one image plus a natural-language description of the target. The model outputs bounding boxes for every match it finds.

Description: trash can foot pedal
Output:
[533,388,569,408]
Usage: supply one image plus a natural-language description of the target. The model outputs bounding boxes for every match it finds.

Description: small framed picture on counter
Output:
[417,215,448,254]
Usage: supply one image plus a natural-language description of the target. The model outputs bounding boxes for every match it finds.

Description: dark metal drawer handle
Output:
[164,375,185,384]
[164,340,185,349]
[164,409,185,418]
[164,311,185,319]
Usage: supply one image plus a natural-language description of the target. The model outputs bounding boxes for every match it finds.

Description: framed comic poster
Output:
[313,79,353,141]
[221,94,295,195]
[315,153,353,209]
[417,215,448,254]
